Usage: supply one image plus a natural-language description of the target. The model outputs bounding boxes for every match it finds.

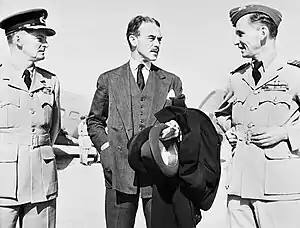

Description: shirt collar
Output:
[129,57,151,71]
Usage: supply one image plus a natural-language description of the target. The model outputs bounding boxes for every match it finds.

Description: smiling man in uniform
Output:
[87,15,183,227]
[0,8,60,228]
[215,4,300,228]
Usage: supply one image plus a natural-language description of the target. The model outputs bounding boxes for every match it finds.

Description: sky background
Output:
[0,0,299,110]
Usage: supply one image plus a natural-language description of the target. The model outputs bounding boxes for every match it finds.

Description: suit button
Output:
[141,96,146,101]
[29,92,33,97]
[250,106,257,111]
[117,146,122,150]
[140,119,144,123]
[30,110,35,114]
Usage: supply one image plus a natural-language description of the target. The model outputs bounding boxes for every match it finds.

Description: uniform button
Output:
[253,90,260,95]
[30,110,35,114]
[250,106,257,111]
[140,119,144,123]
[141,104,144,108]
[117,146,122,150]
[247,122,255,128]
[31,129,35,133]
[273,97,278,103]
[29,92,33,97]
[141,96,146,101]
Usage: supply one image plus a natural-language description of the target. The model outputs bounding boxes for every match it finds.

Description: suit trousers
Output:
[104,169,152,228]
[227,195,300,228]
[0,199,56,228]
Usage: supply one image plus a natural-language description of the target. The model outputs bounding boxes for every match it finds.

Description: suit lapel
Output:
[111,62,133,139]
[147,65,171,126]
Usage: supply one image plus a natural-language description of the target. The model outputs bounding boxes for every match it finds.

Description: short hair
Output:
[126,15,160,51]
[6,31,18,45]
[249,12,278,39]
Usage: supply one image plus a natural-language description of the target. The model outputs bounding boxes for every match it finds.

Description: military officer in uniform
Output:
[0,9,60,228]
[215,4,300,228]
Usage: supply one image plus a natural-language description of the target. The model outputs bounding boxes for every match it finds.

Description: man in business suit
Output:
[0,8,60,228]
[87,15,183,228]
[215,4,300,228]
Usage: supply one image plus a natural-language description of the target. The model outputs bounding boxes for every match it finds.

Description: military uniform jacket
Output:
[0,62,61,206]
[215,56,300,200]
[87,62,182,197]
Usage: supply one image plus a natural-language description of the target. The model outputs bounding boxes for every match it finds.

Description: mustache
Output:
[150,47,159,53]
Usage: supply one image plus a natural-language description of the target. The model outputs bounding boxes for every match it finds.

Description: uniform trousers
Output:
[0,199,56,228]
[228,195,300,228]
[104,169,152,228]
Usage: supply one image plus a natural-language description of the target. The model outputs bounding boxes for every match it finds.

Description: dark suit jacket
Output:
[87,61,182,196]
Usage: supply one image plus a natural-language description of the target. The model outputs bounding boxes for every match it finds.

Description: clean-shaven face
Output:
[19,30,49,62]
[234,15,262,59]
[136,22,162,62]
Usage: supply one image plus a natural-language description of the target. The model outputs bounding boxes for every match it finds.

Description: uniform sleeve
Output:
[50,76,61,145]
[214,78,234,133]
[87,73,109,152]
[284,75,300,151]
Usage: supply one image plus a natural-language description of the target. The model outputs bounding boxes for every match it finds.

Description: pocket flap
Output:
[264,142,290,159]
[0,143,18,162]
[41,147,55,160]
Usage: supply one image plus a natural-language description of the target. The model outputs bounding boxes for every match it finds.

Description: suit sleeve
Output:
[214,78,234,133]
[50,76,61,145]
[87,73,109,152]
[172,75,183,96]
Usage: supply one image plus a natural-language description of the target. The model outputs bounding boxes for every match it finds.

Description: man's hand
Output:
[160,120,181,141]
[250,126,288,147]
[225,128,238,150]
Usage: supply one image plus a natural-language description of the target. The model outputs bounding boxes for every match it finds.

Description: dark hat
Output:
[229,4,282,27]
[128,123,179,177]
[0,8,55,36]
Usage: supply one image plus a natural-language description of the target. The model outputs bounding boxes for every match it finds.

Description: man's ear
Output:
[14,32,23,48]
[129,34,138,48]
[260,26,269,46]
[260,26,269,39]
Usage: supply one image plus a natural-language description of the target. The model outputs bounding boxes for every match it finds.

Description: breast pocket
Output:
[38,91,54,125]
[232,93,248,124]
[0,97,21,128]
[258,92,292,126]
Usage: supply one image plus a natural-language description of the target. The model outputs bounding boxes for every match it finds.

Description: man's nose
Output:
[42,40,49,48]
[233,35,240,46]
[154,37,161,46]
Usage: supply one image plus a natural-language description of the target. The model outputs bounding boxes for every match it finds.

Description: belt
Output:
[0,133,51,148]
[235,124,255,145]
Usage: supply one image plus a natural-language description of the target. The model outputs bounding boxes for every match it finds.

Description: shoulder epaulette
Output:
[36,66,56,76]
[230,62,251,75]
[287,60,300,68]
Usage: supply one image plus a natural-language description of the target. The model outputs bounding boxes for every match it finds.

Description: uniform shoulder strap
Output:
[287,60,300,68]
[230,62,251,75]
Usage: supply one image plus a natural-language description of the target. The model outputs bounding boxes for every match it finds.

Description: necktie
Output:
[137,64,145,91]
[252,60,263,85]
[23,69,31,89]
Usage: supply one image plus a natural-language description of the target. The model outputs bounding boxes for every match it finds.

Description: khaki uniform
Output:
[78,120,92,164]
[216,56,300,227]
[0,63,61,227]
